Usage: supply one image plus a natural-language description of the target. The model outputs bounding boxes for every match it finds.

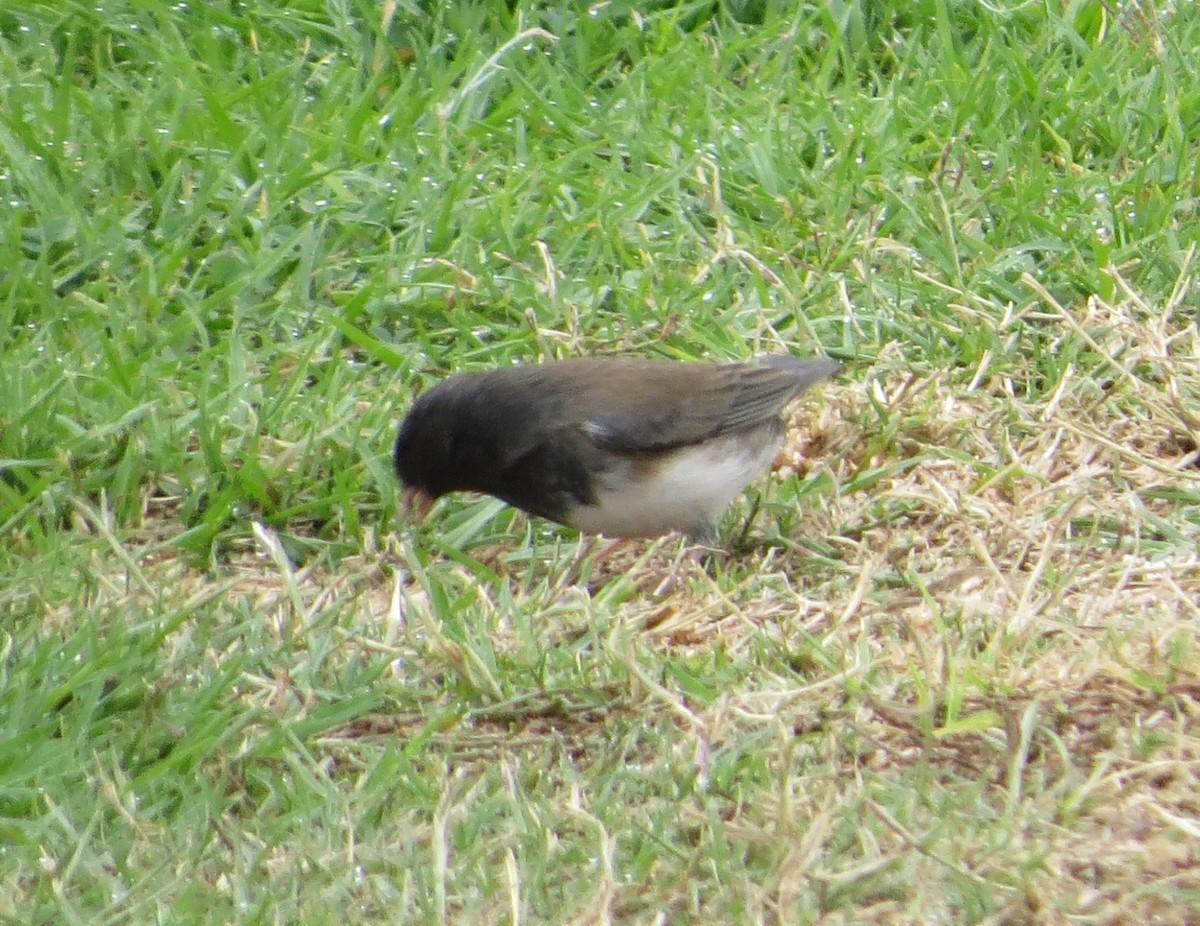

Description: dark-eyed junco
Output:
[394,354,841,544]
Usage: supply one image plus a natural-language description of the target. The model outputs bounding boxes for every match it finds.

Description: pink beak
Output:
[402,487,436,524]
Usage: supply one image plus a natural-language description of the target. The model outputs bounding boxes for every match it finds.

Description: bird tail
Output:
[759,354,843,388]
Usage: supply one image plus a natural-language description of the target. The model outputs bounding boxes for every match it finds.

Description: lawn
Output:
[1,0,1198,923]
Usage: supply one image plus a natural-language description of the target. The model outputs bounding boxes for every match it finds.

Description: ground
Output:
[1,1,1198,923]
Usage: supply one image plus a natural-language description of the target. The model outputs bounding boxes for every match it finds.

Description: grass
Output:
[2,0,1199,922]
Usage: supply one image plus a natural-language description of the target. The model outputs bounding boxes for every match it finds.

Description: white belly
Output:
[566,431,782,539]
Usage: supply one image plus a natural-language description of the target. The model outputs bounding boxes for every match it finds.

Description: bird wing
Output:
[569,356,840,454]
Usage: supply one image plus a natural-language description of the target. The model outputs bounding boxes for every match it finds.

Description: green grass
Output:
[3,0,1199,922]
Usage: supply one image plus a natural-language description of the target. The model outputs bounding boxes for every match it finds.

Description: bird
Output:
[393,354,841,544]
